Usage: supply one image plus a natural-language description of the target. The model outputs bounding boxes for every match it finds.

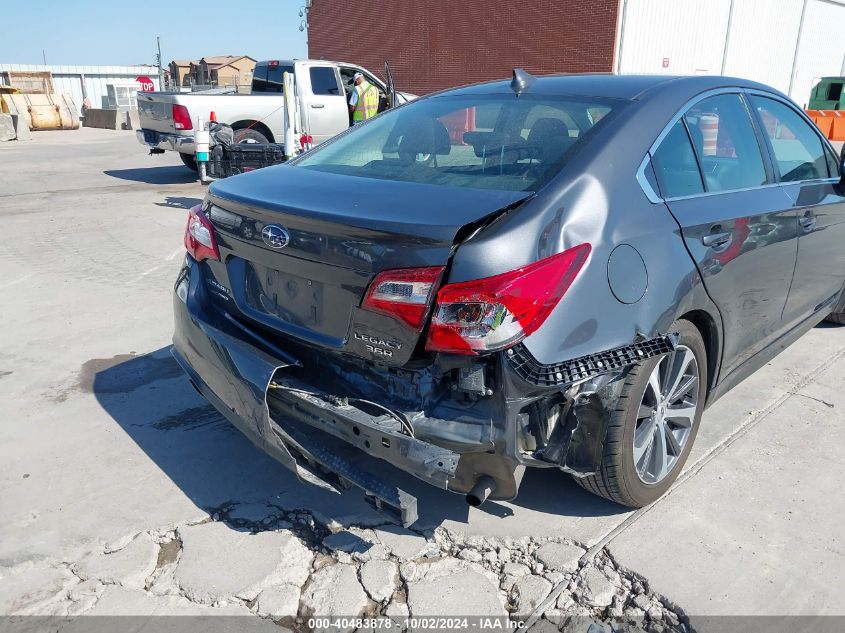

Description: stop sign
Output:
[136,75,155,91]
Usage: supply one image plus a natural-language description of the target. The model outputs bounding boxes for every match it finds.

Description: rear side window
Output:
[750,96,829,181]
[253,63,294,93]
[251,65,268,91]
[310,67,341,96]
[651,121,704,198]
[683,94,767,192]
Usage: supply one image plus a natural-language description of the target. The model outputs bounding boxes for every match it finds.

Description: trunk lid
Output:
[137,92,178,133]
[205,165,529,364]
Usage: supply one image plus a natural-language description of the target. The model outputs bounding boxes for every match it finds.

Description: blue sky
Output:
[0,0,308,66]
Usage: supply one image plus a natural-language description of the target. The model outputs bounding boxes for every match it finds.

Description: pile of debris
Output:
[0,502,690,633]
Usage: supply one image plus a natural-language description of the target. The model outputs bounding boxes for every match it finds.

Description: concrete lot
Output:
[1,129,843,629]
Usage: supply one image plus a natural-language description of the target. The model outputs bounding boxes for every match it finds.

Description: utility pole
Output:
[42,49,46,65]
[720,0,736,75]
[788,0,809,99]
[156,36,165,90]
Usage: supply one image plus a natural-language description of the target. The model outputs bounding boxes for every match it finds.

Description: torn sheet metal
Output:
[564,377,628,475]
[513,335,678,476]
[521,373,626,476]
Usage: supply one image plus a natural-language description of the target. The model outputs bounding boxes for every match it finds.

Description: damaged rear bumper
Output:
[173,263,438,526]
[172,259,675,526]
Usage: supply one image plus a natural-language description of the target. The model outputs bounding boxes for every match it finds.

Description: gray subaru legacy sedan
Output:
[172,72,845,525]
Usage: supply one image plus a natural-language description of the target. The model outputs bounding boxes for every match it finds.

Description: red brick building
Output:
[307,0,621,96]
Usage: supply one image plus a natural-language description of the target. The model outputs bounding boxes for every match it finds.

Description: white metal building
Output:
[614,0,845,106]
[0,64,161,114]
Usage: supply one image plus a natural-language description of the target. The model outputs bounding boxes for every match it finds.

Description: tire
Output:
[575,319,707,507]
[179,152,198,172]
[826,310,845,325]
[825,287,845,324]
[233,128,269,144]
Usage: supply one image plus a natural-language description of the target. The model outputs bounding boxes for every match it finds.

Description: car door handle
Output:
[310,103,325,109]
[702,231,732,248]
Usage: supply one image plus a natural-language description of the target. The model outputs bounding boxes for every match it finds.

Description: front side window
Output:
[750,96,829,182]
[683,94,767,192]
[294,94,624,192]
[310,67,341,96]
[651,120,704,198]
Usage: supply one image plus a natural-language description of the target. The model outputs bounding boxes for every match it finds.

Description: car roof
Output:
[440,73,782,102]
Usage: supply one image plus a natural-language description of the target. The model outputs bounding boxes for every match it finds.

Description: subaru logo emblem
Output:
[261,224,290,249]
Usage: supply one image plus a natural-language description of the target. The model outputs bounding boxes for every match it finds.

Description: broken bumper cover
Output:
[172,260,676,525]
[172,265,460,526]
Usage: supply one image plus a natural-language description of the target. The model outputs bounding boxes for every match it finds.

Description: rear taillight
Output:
[184,206,220,262]
[362,266,445,330]
[425,243,591,355]
[172,104,193,130]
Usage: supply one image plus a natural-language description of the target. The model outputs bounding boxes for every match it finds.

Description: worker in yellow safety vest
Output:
[348,72,379,124]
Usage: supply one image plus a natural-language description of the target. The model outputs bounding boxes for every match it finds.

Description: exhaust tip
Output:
[466,493,483,508]
[465,475,496,507]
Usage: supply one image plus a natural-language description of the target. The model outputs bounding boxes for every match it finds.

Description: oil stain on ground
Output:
[80,350,184,395]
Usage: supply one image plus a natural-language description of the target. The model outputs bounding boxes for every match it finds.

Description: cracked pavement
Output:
[1,130,844,631]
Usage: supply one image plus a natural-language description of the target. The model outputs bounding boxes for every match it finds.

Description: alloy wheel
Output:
[632,345,700,484]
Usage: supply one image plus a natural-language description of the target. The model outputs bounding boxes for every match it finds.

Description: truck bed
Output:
[137,91,285,142]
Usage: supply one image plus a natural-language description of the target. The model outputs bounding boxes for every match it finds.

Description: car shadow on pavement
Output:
[92,347,627,533]
[155,196,203,209]
[104,167,198,185]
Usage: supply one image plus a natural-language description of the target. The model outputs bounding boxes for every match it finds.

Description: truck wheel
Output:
[575,319,707,507]
[179,153,198,172]
[234,128,269,144]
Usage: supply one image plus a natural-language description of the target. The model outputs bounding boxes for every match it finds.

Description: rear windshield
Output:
[295,93,624,192]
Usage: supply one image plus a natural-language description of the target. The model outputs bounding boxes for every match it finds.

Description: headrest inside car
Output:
[390,117,452,157]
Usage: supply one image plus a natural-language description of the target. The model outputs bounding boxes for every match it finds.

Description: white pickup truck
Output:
[136,59,415,170]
